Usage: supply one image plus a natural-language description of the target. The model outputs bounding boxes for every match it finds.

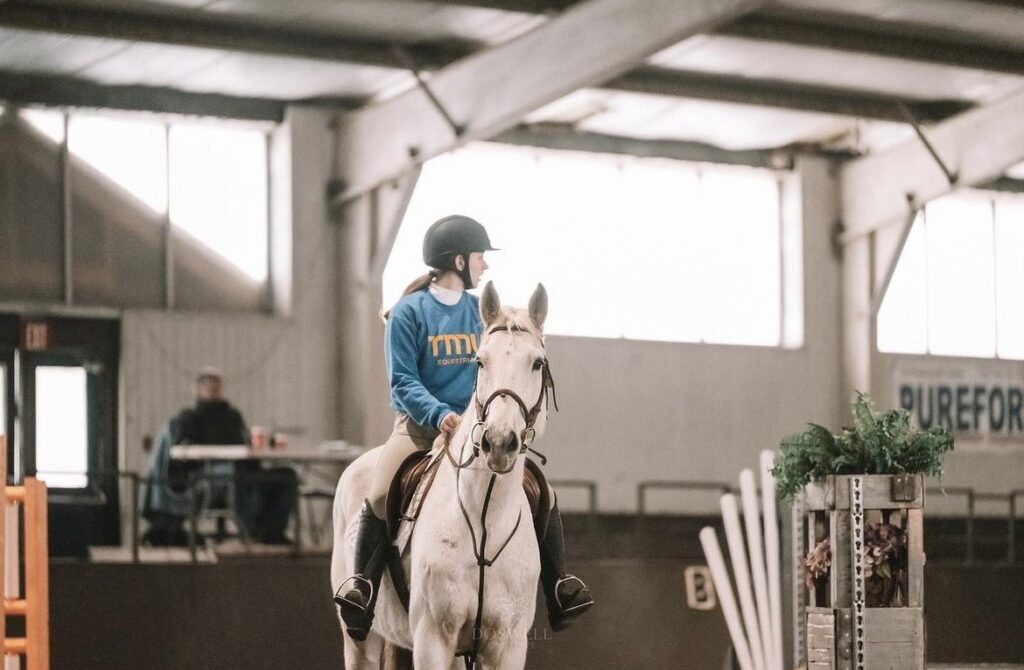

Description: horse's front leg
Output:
[343,630,385,670]
[411,620,458,669]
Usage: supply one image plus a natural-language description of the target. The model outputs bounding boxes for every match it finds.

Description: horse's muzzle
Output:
[480,428,519,456]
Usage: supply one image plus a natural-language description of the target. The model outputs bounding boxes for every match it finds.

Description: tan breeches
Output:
[368,415,439,517]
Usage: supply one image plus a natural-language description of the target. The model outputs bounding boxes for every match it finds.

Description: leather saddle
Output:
[383,446,551,611]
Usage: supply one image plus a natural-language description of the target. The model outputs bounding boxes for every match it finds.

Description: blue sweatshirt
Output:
[385,289,483,430]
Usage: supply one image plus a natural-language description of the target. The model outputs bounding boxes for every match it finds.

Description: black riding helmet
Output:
[422,215,498,289]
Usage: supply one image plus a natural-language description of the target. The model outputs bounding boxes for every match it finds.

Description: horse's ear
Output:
[528,283,548,331]
[480,281,501,326]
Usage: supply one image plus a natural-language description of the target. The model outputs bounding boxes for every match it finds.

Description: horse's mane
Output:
[485,307,543,343]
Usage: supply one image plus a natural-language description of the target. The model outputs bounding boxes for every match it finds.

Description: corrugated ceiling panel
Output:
[527,88,921,153]
[0,27,126,74]
[776,0,1024,50]
[0,28,411,100]
[30,0,209,9]
[80,42,228,87]
[528,89,857,151]
[176,52,411,99]
[202,0,544,45]
[25,0,544,45]
[651,35,1024,103]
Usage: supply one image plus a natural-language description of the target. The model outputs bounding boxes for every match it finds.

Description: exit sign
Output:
[20,321,49,352]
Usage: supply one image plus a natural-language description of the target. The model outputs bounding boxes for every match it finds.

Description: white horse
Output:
[332,282,552,670]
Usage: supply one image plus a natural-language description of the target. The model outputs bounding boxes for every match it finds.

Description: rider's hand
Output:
[439,412,459,440]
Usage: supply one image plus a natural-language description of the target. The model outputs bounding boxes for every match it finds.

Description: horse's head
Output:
[472,282,551,474]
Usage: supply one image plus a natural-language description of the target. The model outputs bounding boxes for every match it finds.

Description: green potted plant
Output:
[773,392,954,502]
[776,392,953,669]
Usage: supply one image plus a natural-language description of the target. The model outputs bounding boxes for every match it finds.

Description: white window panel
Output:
[19,108,65,143]
[386,142,791,347]
[35,366,88,489]
[69,113,168,214]
[9,107,273,312]
[925,196,996,358]
[616,158,702,343]
[520,149,624,339]
[877,214,928,354]
[169,123,269,282]
[995,200,1024,359]
[878,193,1024,361]
[698,169,781,346]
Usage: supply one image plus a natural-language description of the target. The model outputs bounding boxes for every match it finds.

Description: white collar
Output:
[429,282,463,306]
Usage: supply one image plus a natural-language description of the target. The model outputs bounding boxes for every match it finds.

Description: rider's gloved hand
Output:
[439,412,459,442]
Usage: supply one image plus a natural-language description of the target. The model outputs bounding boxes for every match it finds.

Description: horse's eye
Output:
[532,358,544,371]
[476,358,484,368]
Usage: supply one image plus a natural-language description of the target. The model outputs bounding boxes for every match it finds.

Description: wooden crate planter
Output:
[802,474,925,670]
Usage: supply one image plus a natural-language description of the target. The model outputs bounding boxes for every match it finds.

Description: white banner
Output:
[891,358,1024,449]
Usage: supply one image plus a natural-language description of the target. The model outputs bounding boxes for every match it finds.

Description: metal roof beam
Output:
[721,13,1024,75]
[840,89,1024,238]
[399,0,577,12]
[977,176,1024,194]
[608,68,971,122]
[0,4,475,69]
[331,0,768,203]
[493,123,782,168]
[0,72,306,122]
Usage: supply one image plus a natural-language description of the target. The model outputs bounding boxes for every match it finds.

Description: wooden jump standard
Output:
[0,435,50,670]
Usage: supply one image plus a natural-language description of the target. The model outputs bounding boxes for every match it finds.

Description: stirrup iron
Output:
[555,575,593,612]
[334,575,375,611]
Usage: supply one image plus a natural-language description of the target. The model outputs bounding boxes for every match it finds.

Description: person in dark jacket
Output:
[143,367,297,545]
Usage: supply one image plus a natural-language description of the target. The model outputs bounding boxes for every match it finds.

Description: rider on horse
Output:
[334,214,594,641]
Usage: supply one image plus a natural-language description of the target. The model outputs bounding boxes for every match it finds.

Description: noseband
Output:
[463,324,558,470]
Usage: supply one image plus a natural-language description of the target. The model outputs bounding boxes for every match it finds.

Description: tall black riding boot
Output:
[539,501,594,632]
[333,500,388,641]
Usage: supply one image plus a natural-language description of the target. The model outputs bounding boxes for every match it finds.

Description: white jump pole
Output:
[699,527,755,670]
[760,450,784,670]
[739,469,775,670]
[720,494,765,670]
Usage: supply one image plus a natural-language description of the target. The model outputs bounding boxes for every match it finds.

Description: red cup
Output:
[250,426,268,450]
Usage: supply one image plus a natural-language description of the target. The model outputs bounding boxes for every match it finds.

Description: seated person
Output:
[143,367,297,545]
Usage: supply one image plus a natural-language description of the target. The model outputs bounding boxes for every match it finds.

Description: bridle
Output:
[442,321,559,669]
[462,324,558,471]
